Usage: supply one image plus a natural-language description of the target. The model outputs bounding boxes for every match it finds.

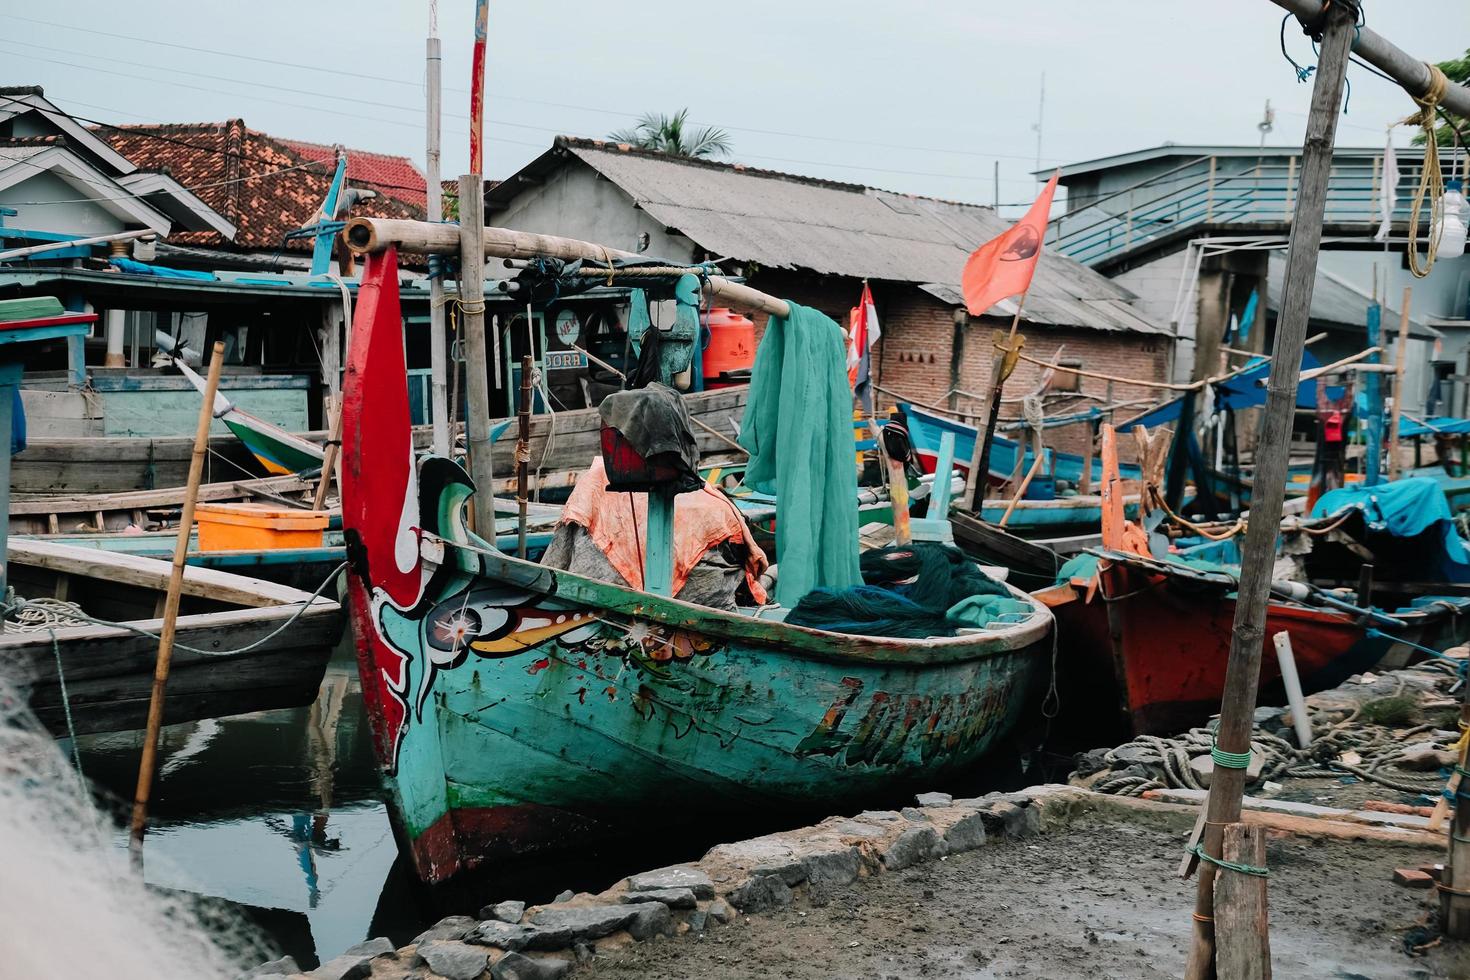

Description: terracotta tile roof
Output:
[100,120,426,252]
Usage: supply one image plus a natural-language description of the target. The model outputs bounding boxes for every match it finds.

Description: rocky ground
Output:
[582,812,1468,980]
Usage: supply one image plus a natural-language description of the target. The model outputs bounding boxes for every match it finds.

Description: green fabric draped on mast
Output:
[738,302,862,607]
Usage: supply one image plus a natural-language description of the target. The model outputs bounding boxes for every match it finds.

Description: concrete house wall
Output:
[491,162,699,264]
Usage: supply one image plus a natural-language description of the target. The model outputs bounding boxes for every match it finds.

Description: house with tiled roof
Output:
[101,120,427,271]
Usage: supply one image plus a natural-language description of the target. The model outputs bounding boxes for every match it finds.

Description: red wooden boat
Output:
[1035,426,1470,737]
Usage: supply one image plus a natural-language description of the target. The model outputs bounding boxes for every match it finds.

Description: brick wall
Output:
[872,288,1173,459]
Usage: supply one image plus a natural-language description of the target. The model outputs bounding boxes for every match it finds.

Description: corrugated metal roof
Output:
[549,140,1168,335]
[1266,255,1438,340]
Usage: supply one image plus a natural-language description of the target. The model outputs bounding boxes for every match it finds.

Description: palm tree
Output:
[607,109,732,159]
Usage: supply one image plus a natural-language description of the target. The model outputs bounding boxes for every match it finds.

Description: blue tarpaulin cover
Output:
[110,257,218,281]
[1310,477,1470,582]
[1121,351,1322,431]
[1396,416,1470,437]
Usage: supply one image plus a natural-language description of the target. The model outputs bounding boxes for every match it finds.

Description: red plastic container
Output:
[701,307,755,388]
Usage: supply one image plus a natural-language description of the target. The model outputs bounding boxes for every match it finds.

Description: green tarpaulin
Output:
[738,302,861,607]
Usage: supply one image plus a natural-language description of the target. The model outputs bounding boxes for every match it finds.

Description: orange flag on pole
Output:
[961,171,1059,317]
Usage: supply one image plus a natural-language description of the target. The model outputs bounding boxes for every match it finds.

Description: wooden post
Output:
[1441,673,1470,937]
[926,431,957,519]
[1213,823,1272,980]
[312,394,342,512]
[425,18,451,457]
[960,304,1029,513]
[516,353,532,559]
[129,341,225,868]
[459,174,496,537]
[1387,287,1413,480]
[1363,299,1383,486]
[1184,7,1353,978]
[644,489,676,596]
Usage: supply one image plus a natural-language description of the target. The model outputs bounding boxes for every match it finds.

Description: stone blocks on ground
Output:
[625,901,675,940]
[881,824,942,870]
[618,887,697,909]
[468,920,537,952]
[490,951,571,980]
[915,791,953,807]
[418,940,490,980]
[482,900,526,924]
[704,835,808,886]
[526,904,641,949]
[728,873,793,912]
[244,955,300,978]
[626,866,715,899]
[307,937,394,980]
[414,915,479,945]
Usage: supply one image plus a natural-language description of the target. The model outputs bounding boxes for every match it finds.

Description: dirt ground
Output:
[583,814,1470,980]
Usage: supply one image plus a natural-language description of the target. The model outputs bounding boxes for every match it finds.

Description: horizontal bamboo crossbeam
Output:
[345,217,790,318]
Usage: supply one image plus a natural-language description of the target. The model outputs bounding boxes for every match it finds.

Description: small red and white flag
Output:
[847,281,881,391]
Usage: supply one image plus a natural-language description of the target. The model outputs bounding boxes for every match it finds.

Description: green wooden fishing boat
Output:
[341,249,1055,883]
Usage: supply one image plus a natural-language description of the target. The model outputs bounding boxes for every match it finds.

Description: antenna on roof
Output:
[1032,73,1046,177]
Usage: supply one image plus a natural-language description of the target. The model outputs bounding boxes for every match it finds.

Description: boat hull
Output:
[1045,562,1470,737]
[353,556,1048,882]
[340,250,1054,883]
[901,403,1143,488]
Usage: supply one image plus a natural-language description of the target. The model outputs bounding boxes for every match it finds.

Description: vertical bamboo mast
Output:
[128,340,225,868]
[460,0,496,535]
[1387,287,1412,480]
[425,0,451,457]
[460,177,494,535]
[1183,6,1353,977]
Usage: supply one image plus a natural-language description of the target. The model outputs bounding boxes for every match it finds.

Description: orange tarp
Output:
[560,458,769,602]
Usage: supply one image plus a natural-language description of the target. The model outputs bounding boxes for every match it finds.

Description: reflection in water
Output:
[78,637,414,970]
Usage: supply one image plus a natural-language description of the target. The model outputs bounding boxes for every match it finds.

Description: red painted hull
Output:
[1046,564,1391,736]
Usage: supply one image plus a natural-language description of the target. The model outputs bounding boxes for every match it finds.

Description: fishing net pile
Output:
[786,543,1031,638]
[1072,659,1466,801]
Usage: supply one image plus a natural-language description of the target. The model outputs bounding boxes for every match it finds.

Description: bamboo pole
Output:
[1292,346,1382,384]
[1387,287,1413,480]
[1184,7,1353,977]
[997,455,1045,527]
[128,340,225,868]
[344,217,791,320]
[516,354,532,559]
[425,18,451,458]
[459,175,497,537]
[311,395,342,512]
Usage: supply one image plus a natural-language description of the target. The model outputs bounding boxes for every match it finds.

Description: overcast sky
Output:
[3,2,1466,211]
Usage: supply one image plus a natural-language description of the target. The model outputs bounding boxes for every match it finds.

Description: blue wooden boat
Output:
[339,249,1056,883]
[900,403,1143,488]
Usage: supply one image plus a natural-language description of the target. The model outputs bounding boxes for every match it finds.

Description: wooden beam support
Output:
[345,217,790,319]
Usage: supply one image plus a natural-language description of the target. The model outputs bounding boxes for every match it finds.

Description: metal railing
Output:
[1047,151,1469,267]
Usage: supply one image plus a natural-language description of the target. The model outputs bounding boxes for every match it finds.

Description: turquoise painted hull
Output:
[339,250,1055,883]
[364,551,1050,882]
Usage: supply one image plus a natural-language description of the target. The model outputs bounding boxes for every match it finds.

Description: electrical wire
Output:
[0,12,1059,168]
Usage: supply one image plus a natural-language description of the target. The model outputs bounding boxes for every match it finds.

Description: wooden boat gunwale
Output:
[423,530,1053,667]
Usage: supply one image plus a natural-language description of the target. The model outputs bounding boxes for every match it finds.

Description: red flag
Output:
[961,171,1059,316]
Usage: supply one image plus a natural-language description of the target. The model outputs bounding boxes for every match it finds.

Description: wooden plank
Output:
[7,538,334,609]
[1214,823,1271,980]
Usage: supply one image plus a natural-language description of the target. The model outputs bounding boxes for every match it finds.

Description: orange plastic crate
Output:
[195,502,328,552]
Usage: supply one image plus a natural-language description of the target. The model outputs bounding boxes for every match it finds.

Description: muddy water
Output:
[69,641,857,969]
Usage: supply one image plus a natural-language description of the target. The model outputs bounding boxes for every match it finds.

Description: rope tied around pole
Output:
[1210,742,1254,769]
[1191,843,1270,878]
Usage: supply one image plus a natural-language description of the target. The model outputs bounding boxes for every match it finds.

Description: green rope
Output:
[1211,742,1253,770]
[1192,844,1269,878]
[50,630,84,778]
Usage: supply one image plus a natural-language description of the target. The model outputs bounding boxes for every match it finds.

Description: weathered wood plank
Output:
[7,539,337,609]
